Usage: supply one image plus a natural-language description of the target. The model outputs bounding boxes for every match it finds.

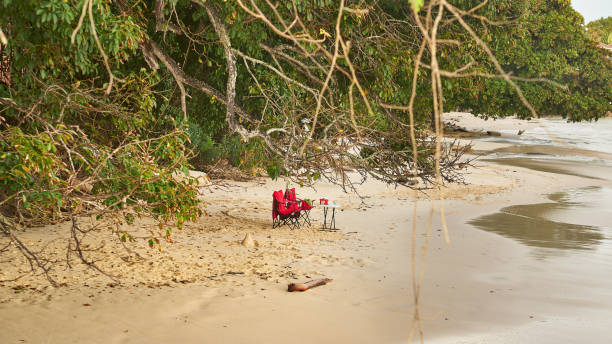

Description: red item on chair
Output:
[300,200,313,211]
[273,190,294,215]
[287,188,312,226]
[319,198,328,205]
[287,188,313,211]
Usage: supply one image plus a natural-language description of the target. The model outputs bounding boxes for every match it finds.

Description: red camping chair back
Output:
[286,187,312,211]
[285,188,301,212]
[286,188,296,201]
[273,190,294,217]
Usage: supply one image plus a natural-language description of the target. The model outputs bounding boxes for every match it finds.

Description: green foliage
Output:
[0,0,201,244]
[372,0,612,120]
[0,127,70,217]
[2,0,144,82]
[266,164,282,180]
[586,16,612,43]
[185,120,219,166]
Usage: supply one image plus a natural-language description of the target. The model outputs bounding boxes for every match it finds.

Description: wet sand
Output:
[2,115,612,343]
[469,186,612,251]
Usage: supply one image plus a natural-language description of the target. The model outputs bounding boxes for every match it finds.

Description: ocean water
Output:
[481,117,612,165]
[519,117,612,155]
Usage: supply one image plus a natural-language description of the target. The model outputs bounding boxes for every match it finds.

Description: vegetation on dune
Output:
[586,16,612,44]
[0,0,611,284]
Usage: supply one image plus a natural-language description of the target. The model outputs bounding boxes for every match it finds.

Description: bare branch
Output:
[298,0,345,156]
[232,48,319,96]
[260,43,324,86]
[70,0,88,44]
[70,0,124,95]
[155,0,182,34]
[0,215,58,287]
[139,40,255,123]
[438,70,569,90]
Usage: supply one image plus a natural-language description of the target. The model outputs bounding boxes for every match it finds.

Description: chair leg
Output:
[273,216,282,228]
[274,213,303,230]
[282,216,295,229]
[291,215,299,230]
[301,210,311,226]
[274,216,287,229]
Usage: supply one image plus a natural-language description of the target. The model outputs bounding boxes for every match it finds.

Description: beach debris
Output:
[172,170,211,186]
[448,123,468,132]
[241,233,255,248]
[288,278,332,292]
[486,130,501,136]
[518,129,525,135]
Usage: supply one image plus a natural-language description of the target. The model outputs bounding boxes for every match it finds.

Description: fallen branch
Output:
[288,278,332,292]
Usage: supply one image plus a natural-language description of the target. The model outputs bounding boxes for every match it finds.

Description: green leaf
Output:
[266,164,281,180]
[410,0,424,13]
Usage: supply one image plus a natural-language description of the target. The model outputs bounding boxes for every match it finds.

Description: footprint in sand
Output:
[351,257,373,267]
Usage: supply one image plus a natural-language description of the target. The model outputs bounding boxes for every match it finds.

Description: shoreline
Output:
[1,116,612,343]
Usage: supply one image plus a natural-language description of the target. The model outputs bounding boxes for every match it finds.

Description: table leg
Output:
[323,207,328,229]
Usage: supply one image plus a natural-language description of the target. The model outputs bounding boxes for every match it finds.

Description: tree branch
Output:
[139,40,255,123]
[0,27,8,45]
[232,48,319,96]
[200,1,239,134]
[155,0,182,34]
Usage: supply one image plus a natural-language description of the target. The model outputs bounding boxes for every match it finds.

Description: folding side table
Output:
[321,203,340,230]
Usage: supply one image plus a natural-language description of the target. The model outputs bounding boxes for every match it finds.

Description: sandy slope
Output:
[1,114,612,343]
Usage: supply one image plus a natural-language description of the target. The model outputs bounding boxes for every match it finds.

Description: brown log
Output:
[288,278,332,292]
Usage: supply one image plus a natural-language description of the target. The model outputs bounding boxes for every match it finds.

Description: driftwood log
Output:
[288,278,332,292]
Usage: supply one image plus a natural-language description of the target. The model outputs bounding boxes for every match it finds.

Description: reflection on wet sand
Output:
[469,187,609,251]
[489,144,612,161]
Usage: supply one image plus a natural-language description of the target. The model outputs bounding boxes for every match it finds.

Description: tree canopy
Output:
[586,16,612,44]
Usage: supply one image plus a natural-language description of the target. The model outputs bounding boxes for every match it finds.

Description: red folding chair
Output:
[285,188,313,226]
[272,190,301,229]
